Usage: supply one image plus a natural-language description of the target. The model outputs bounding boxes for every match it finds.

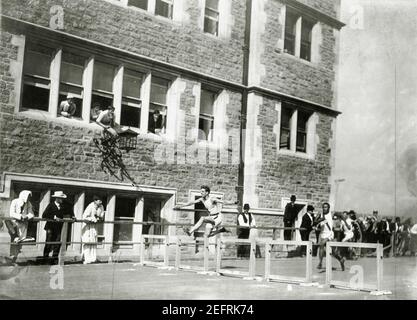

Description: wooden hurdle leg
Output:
[58,221,68,266]
[376,243,383,292]
[175,238,181,270]
[248,237,256,278]
[325,241,332,286]
[215,237,222,273]
[139,235,145,265]
[306,241,312,283]
[203,235,209,272]
[264,241,271,281]
[163,236,169,267]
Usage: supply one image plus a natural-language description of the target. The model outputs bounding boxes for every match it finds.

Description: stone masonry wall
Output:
[0,29,241,216]
[255,96,333,210]
[260,0,339,106]
[2,0,246,83]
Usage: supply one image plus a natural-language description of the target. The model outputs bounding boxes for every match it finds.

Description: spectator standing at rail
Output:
[42,191,75,264]
[410,220,417,256]
[390,217,401,256]
[299,205,315,256]
[237,204,261,258]
[283,195,299,240]
[81,196,105,264]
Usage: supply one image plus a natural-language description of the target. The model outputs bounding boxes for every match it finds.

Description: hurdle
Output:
[325,242,392,295]
[215,237,259,280]
[263,239,316,286]
[175,236,217,275]
[139,235,173,270]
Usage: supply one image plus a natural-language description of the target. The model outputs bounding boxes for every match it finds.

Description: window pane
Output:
[123,69,142,98]
[113,197,136,243]
[155,0,173,19]
[128,0,147,10]
[121,104,141,128]
[280,107,293,149]
[24,49,51,78]
[93,62,115,92]
[204,17,218,35]
[284,11,298,55]
[61,52,84,85]
[21,84,50,111]
[206,0,219,10]
[198,117,214,141]
[143,197,167,235]
[150,77,169,105]
[200,89,215,115]
[296,111,310,152]
[301,19,313,61]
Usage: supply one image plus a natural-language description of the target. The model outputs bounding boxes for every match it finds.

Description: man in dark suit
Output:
[148,110,164,134]
[299,205,315,255]
[283,195,299,240]
[42,191,74,264]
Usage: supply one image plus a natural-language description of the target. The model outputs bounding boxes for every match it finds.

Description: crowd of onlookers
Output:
[333,210,417,257]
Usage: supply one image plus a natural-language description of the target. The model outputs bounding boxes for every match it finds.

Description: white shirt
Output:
[320,214,333,239]
[238,213,256,228]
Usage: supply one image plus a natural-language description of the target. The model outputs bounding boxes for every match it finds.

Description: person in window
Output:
[58,93,77,118]
[96,105,122,137]
[90,103,102,122]
[148,110,164,134]
[42,191,75,265]
[81,196,105,264]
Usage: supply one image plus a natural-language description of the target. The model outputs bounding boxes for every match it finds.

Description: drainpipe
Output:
[237,0,252,213]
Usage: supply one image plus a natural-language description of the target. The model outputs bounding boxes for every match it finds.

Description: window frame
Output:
[278,102,315,157]
[204,0,220,36]
[283,7,317,62]
[198,87,217,142]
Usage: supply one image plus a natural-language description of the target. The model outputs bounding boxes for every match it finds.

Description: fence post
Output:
[306,241,312,282]
[203,235,209,272]
[175,237,181,270]
[58,221,68,266]
[325,241,332,286]
[164,236,169,267]
[248,237,256,278]
[139,235,145,265]
[215,237,222,273]
[264,241,271,281]
[376,243,383,292]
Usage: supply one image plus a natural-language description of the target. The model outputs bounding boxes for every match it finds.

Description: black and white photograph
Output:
[0,0,416,306]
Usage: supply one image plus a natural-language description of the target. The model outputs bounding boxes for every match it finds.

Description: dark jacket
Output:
[283,202,299,222]
[42,201,74,232]
[148,114,163,133]
[300,213,314,234]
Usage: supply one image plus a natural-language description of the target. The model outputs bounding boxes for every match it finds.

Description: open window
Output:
[91,61,115,115]
[204,0,219,36]
[149,76,169,134]
[121,69,143,129]
[21,44,53,111]
[199,88,216,141]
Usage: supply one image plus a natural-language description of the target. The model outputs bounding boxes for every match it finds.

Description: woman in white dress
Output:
[81,196,105,264]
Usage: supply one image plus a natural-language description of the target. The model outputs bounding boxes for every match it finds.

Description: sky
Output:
[334,0,417,218]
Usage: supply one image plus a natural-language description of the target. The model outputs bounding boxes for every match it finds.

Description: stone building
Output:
[0,0,343,259]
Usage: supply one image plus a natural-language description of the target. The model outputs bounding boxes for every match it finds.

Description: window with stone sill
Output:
[279,103,313,154]
[21,44,53,112]
[149,76,169,134]
[204,0,220,36]
[283,8,317,62]
[121,69,143,129]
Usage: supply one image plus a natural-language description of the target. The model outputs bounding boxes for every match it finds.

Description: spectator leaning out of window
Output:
[58,93,77,118]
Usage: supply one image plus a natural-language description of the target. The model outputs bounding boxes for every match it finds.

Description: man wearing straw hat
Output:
[42,191,74,264]
[58,93,77,118]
